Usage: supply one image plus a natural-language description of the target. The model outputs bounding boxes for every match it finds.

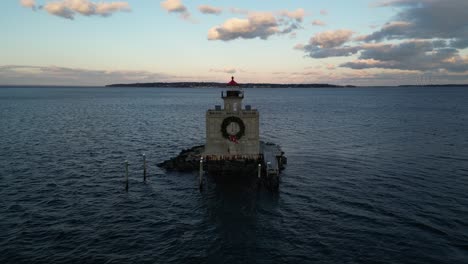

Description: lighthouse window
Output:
[233,102,238,111]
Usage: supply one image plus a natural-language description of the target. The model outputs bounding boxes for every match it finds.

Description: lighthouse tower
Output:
[204,77,260,159]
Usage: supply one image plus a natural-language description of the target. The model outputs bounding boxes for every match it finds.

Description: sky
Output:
[1,0,467,86]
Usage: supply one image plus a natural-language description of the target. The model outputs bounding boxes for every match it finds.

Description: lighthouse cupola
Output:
[222,76,244,112]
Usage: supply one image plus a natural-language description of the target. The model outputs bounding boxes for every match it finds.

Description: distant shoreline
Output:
[0,84,467,88]
[107,83,468,88]
[105,82,355,88]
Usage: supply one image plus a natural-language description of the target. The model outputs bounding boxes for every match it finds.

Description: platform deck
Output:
[261,142,282,175]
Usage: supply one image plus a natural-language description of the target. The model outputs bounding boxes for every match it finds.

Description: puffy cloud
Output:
[94,2,130,16]
[208,12,279,41]
[280,8,305,22]
[44,2,74,19]
[312,20,326,26]
[161,0,191,20]
[161,0,186,12]
[199,5,222,15]
[208,8,306,41]
[20,0,36,9]
[310,29,354,48]
[41,0,130,19]
[295,29,358,58]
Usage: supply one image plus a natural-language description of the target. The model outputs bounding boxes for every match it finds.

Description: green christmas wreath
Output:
[221,116,245,140]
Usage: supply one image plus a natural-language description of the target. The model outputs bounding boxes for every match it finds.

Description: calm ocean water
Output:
[0,86,467,263]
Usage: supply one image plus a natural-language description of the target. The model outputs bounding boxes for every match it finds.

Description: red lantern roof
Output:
[227,76,239,86]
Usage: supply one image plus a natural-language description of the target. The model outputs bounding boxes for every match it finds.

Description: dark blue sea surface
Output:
[1,86,467,263]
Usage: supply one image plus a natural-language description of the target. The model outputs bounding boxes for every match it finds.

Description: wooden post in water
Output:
[266,161,271,178]
[143,154,147,182]
[258,164,261,178]
[125,160,129,192]
[199,157,204,190]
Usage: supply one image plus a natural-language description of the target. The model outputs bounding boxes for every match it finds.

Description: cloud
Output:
[280,23,301,34]
[340,40,468,72]
[303,46,360,58]
[295,0,468,76]
[94,2,130,16]
[312,20,326,26]
[320,9,328,15]
[371,0,434,7]
[161,0,186,12]
[365,0,468,45]
[310,29,354,48]
[268,67,468,86]
[280,8,305,22]
[161,0,191,20]
[44,2,74,19]
[450,38,468,49]
[293,43,304,50]
[208,12,279,41]
[40,0,130,19]
[208,9,306,41]
[210,68,237,74]
[20,0,36,10]
[199,5,222,15]
[0,65,175,86]
[297,33,468,73]
[295,37,360,59]
[362,21,411,42]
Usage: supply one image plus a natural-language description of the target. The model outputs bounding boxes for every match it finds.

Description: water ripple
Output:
[1,87,468,263]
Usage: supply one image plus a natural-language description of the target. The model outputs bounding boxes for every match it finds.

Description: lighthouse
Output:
[158,76,286,188]
[204,77,260,159]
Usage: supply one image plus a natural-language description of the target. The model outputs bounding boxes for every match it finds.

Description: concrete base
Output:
[157,141,286,191]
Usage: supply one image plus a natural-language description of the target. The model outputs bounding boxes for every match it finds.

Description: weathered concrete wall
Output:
[204,108,260,156]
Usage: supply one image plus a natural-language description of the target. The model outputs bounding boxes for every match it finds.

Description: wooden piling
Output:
[266,161,271,178]
[125,160,129,192]
[143,154,147,182]
[199,157,204,190]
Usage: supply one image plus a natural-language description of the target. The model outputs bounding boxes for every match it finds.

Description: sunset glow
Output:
[2,0,467,86]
